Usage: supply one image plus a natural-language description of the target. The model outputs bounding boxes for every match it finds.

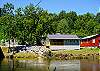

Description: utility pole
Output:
[35,0,42,7]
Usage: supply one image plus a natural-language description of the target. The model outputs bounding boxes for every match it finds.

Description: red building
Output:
[80,34,100,48]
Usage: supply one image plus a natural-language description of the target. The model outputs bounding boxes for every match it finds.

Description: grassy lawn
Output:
[51,48,100,60]
[52,48,100,55]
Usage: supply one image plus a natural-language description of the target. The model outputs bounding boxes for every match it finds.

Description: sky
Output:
[0,0,100,15]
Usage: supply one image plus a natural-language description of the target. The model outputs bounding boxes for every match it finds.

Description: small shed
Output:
[46,33,80,50]
[80,34,100,48]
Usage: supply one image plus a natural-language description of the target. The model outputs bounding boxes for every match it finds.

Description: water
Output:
[0,58,100,71]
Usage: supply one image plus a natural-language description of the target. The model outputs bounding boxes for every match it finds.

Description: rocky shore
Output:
[51,48,100,60]
[1,46,100,60]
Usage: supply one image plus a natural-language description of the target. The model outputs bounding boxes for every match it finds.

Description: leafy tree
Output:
[2,3,14,15]
[57,19,69,34]
[96,12,100,23]
[0,3,100,46]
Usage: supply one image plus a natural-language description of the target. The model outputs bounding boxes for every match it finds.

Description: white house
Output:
[46,33,80,50]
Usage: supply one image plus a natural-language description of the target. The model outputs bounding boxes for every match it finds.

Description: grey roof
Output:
[48,33,80,39]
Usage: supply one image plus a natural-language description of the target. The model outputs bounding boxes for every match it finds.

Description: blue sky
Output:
[0,0,100,14]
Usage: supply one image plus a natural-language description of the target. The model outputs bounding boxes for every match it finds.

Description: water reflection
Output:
[50,60,80,71]
[0,58,100,71]
[80,60,100,71]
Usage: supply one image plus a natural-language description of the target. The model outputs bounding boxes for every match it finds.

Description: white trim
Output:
[49,38,80,39]
[82,34,98,39]
[50,45,80,50]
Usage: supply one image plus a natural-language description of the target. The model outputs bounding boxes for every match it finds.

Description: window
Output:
[92,39,95,43]
[50,39,64,45]
[64,39,79,45]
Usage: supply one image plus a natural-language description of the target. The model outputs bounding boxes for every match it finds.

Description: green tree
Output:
[57,19,69,34]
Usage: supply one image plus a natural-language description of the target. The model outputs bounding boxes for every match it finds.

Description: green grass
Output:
[52,48,100,55]
[14,52,38,58]
[51,48,100,60]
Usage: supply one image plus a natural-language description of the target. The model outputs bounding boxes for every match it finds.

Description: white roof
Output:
[82,34,98,39]
[48,33,80,39]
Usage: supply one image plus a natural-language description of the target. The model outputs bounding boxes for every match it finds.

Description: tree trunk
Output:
[8,39,10,53]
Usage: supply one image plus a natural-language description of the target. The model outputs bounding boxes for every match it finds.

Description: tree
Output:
[0,3,100,46]
[0,3,15,52]
[58,10,66,20]
[2,3,14,15]
[57,19,69,34]
[96,12,100,23]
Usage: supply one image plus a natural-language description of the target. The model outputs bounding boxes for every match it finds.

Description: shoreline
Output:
[1,46,100,60]
[51,48,100,60]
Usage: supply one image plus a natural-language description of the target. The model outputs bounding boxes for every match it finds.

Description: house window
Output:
[64,39,79,45]
[50,39,64,45]
[92,39,95,43]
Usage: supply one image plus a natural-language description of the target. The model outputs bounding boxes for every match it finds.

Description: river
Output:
[0,58,100,71]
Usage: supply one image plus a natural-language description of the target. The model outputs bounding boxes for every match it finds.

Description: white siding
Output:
[50,45,80,50]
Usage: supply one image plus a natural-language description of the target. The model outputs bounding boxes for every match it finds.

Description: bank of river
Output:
[0,47,100,71]
[0,58,100,71]
[51,48,100,60]
[1,46,100,60]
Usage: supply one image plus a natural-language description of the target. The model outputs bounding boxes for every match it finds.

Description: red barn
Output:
[80,34,100,48]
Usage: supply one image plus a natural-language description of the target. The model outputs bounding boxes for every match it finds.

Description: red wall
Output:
[80,35,100,47]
